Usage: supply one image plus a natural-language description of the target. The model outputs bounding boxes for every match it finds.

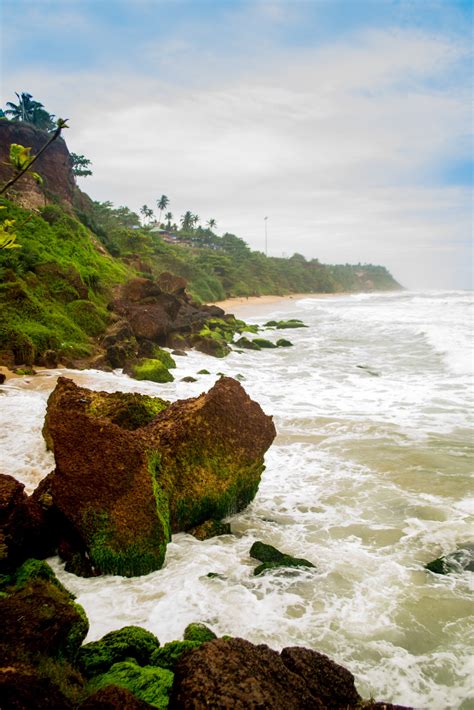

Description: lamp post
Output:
[264,216,268,256]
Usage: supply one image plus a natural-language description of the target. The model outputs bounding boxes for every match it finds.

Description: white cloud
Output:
[2,23,472,289]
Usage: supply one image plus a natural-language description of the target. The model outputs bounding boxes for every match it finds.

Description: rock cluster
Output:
[24,375,276,577]
[0,564,414,710]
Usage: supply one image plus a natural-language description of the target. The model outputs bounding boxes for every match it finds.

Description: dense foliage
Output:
[0,191,400,367]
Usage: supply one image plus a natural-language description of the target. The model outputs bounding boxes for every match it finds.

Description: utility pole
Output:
[264,216,268,256]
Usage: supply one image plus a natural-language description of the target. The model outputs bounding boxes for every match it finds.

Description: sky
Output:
[1,0,472,289]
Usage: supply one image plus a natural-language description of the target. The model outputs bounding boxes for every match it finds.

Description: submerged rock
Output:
[425,544,474,574]
[39,376,275,576]
[187,519,232,540]
[252,338,277,349]
[249,541,315,575]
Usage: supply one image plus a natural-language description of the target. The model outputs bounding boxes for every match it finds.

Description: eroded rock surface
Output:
[40,376,275,576]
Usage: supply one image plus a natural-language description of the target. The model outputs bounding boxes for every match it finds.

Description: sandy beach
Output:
[210,292,350,314]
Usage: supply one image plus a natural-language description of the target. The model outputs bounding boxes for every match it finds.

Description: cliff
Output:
[0,120,76,209]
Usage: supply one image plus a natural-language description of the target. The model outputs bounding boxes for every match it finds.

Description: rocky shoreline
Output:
[0,372,418,709]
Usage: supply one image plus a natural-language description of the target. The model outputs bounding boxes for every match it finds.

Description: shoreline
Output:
[210,292,351,313]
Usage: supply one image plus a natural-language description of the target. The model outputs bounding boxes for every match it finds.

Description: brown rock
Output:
[0,665,75,710]
[280,646,361,708]
[79,685,155,710]
[121,277,162,303]
[0,474,55,572]
[153,376,276,532]
[0,577,88,664]
[188,519,232,540]
[169,637,325,709]
[40,378,171,577]
[157,271,187,295]
[41,350,59,368]
[0,121,76,209]
[40,376,275,576]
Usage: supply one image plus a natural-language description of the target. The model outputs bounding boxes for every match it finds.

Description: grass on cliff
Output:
[0,200,130,364]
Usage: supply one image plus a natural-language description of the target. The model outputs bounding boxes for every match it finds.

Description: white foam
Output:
[2,291,473,708]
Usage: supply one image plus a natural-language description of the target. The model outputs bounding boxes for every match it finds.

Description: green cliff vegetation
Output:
[0,106,401,367]
[0,196,400,366]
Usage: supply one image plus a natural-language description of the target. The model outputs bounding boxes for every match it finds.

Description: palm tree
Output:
[192,214,200,229]
[207,218,217,230]
[140,205,154,224]
[180,211,194,232]
[5,92,55,130]
[5,92,39,121]
[156,195,169,226]
[164,211,173,229]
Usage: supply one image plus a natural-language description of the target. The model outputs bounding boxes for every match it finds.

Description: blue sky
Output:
[1,0,472,288]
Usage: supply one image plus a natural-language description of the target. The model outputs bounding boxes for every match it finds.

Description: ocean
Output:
[1,290,473,709]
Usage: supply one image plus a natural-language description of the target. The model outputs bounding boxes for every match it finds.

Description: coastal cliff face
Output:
[0,120,76,208]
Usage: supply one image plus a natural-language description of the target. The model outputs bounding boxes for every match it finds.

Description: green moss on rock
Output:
[425,545,474,575]
[275,319,308,329]
[152,347,176,369]
[129,359,174,383]
[183,623,217,644]
[86,391,169,430]
[276,338,293,347]
[150,640,201,671]
[78,626,161,678]
[252,338,277,349]
[84,508,168,578]
[235,336,261,350]
[249,541,315,576]
[87,661,173,709]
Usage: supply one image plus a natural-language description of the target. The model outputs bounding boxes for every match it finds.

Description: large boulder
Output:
[169,638,414,710]
[168,638,327,709]
[40,376,275,576]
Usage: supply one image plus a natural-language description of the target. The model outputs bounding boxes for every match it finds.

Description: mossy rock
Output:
[183,623,217,644]
[197,369,210,375]
[264,320,278,327]
[86,391,169,430]
[150,640,202,671]
[152,347,176,369]
[275,319,308,329]
[249,541,315,576]
[191,332,231,358]
[0,574,89,665]
[276,338,293,347]
[425,544,474,575]
[87,660,173,710]
[181,376,197,383]
[128,359,174,383]
[187,519,232,540]
[235,336,261,351]
[12,559,71,597]
[252,338,277,349]
[78,626,161,678]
